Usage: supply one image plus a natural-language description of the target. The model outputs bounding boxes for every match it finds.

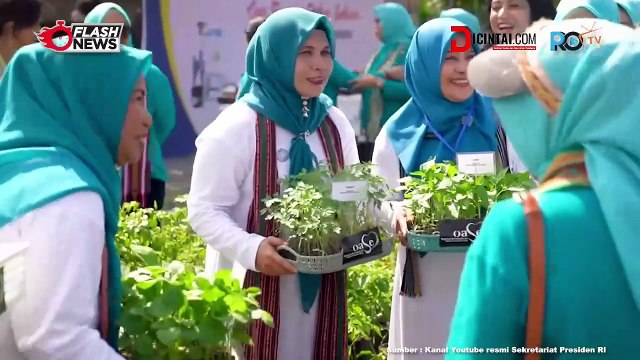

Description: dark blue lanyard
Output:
[423,106,474,155]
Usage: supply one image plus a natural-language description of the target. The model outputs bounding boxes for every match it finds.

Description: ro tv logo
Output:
[550,21,603,51]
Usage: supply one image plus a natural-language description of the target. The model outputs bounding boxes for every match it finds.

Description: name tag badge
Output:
[456,152,497,176]
[331,180,368,202]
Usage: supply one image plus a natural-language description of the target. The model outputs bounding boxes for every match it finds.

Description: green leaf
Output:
[231,327,253,345]
[157,327,182,346]
[148,296,173,318]
[134,334,155,355]
[136,279,159,290]
[197,317,227,346]
[203,287,226,303]
[162,283,186,313]
[194,276,212,290]
[131,245,161,266]
[251,309,274,327]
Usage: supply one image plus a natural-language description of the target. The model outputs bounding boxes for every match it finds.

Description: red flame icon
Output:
[35,20,73,52]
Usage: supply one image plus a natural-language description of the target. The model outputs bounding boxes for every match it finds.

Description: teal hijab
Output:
[492,21,640,311]
[360,3,415,132]
[555,0,621,22]
[239,8,335,313]
[374,3,416,51]
[0,44,151,347]
[617,0,640,25]
[386,18,497,174]
[366,3,415,73]
[85,2,133,46]
[86,2,176,183]
[440,8,482,34]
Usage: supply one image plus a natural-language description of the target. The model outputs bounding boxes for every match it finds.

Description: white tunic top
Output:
[0,191,124,360]
[372,128,466,360]
[187,101,360,360]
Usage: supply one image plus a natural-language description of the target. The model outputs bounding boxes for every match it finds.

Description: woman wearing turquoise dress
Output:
[0,42,152,359]
[373,18,497,360]
[447,18,640,359]
[350,3,414,157]
[555,0,620,21]
[616,0,640,26]
[86,3,176,209]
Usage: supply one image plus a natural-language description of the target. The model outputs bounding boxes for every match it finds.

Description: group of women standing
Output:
[0,0,639,359]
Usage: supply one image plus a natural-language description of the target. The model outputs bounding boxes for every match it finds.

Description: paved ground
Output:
[165,154,196,209]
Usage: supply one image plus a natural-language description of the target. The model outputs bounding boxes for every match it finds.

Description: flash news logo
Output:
[35,20,123,53]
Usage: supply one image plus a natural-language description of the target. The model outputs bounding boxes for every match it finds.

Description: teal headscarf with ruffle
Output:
[86,2,176,183]
[617,0,640,25]
[0,43,151,348]
[491,19,640,312]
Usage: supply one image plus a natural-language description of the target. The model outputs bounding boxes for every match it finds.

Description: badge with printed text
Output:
[456,152,497,175]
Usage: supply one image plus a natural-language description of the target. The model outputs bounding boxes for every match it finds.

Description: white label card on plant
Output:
[456,152,497,176]
[331,180,368,202]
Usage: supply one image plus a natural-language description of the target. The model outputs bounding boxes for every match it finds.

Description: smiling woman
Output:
[372,17,498,360]
[487,0,556,174]
[187,7,360,360]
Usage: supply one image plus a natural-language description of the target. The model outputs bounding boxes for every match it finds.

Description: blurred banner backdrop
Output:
[144,0,384,157]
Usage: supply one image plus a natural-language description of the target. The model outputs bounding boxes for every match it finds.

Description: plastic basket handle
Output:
[276,245,298,262]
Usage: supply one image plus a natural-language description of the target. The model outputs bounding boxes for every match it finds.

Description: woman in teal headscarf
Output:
[381,8,481,82]
[186,7,360,360]
[616,0,640,26]
[350,3,415,158]
[372,18,497,360]
[446,19,640,359]
[555,0,621,22]
[0,44,151,358]
[236,15,357,106]
[86,2,176,209]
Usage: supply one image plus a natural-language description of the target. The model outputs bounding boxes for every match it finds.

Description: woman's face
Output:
[440,37,475,103]
[103,10,130,44]
[374,18,383,41]
[118,77,151,166]
[490,0,532,34]
[619,6,634,27]
[293,29,333,98]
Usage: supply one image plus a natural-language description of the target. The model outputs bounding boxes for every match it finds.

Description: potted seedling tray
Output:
[264,163,392,274]
[398,160,536,253]
[277,226,393,274]
[407,218,482,253]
